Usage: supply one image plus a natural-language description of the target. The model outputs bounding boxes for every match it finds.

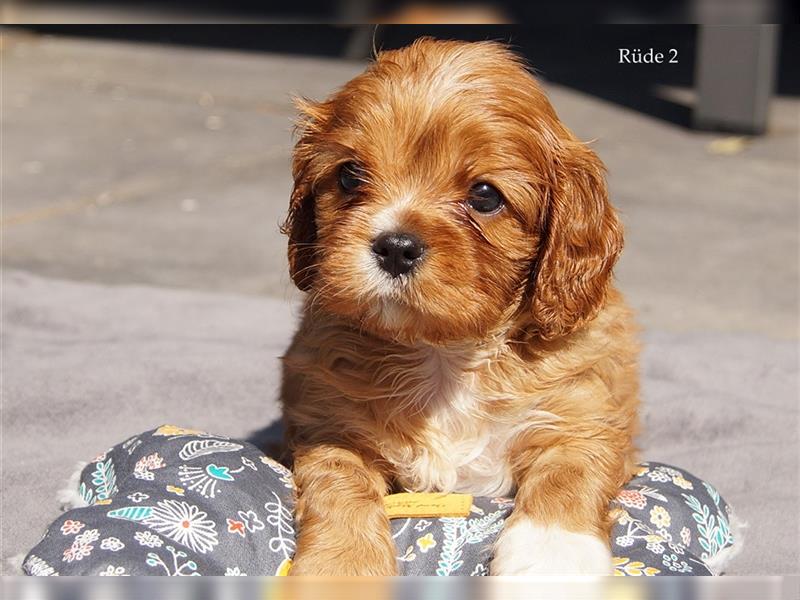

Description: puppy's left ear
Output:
[284,173,316,291]
[527,142,623,341]
[282,98,330,291]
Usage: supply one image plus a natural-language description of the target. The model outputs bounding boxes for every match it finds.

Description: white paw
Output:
[491,518,612,576]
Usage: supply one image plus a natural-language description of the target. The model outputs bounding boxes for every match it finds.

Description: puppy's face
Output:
[285,39,622,344]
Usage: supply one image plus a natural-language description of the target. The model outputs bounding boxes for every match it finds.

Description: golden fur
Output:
[280,38,640,576]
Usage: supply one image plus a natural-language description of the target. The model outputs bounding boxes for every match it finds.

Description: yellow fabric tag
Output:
[383,493,473,519]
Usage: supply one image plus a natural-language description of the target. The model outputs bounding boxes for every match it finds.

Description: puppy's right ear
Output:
[282,98,331,291]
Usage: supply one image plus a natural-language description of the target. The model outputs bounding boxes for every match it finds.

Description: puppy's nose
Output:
[371,232,425,278]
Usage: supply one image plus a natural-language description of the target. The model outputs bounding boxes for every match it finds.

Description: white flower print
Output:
[646,541,665,554]
[135,530,164,548]
[75,529,100,545]
[127,492,150,503]
[62,529,99,563]
[144,499,219,554]
[615,535,635,547]
[414,519,432,532]
[662,552,692,573]
[668,542,687,555]
[656,528,673,543]
[241,457,257,471]
[680,526,692,546]
[99,565,129,576]
[63,543,92,563]
[647,470,671,483]
[100,537,125,552]
[225,567,247,576]
[237,510,265,533]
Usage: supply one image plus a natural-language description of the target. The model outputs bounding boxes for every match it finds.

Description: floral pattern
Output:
[134,531,164,548]
[650,506,671,529]
[134,453,166,481]
[60,520,85,535]
[608,463,736,576]
[416,533,437,553]
[99,565,129,576]
[613,556,661,576]
[100,537,125,552]
[143,500,218,554]
[23,427,289,576]
[24,428,736,577]
[62,529,100,564]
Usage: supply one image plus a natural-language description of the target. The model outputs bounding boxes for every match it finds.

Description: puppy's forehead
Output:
[327,41,555,166]
[349,44,534,123]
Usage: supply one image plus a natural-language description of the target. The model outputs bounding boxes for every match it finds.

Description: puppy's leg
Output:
[289,445,398,576]
[491,428,634,575]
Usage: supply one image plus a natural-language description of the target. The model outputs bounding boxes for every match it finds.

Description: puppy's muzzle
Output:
[371,231,425,278]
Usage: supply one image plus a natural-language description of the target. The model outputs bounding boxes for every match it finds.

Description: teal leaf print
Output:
[145,546,201,576]
[436,519,465,576]
[78,482,95,506]
[464,510,506,544]
[702,481,721,507]
[92,457,118,501]
[107,506,154,521]
[436,510,505,576]
[682,493,733,563]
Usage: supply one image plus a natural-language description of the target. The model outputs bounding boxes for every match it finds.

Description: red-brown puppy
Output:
[281,37,639,576]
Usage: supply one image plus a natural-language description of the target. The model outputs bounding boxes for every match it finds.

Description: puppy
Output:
[280,38,639,576]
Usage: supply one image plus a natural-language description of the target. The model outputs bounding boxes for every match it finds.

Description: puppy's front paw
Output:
[490,518,612,576]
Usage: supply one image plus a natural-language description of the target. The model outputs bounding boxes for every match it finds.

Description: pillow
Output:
[22,426,737,577]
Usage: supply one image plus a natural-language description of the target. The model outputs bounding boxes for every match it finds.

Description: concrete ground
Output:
[2,30,798,574]
[3,30,797,339]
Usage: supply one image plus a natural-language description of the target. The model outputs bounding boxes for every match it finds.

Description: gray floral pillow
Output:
[23,426,738,577]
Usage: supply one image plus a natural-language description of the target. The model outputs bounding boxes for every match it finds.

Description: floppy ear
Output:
[284,175,316,291]
[527,142,623,341]
[282,98,330,291]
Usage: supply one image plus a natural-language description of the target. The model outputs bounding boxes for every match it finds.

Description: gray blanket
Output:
[2,270,797,574]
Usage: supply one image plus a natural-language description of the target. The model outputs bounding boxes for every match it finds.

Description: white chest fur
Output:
[381,345,519,497]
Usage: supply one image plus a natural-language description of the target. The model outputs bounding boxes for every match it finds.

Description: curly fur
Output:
[280,38,640,576]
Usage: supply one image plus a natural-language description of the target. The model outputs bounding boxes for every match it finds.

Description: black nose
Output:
[371,232,425,278]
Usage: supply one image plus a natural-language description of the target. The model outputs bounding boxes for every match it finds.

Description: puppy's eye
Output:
[339,162,365,193]
[467,182,504,214]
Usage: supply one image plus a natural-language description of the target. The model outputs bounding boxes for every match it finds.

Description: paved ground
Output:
[4,30,797,339]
